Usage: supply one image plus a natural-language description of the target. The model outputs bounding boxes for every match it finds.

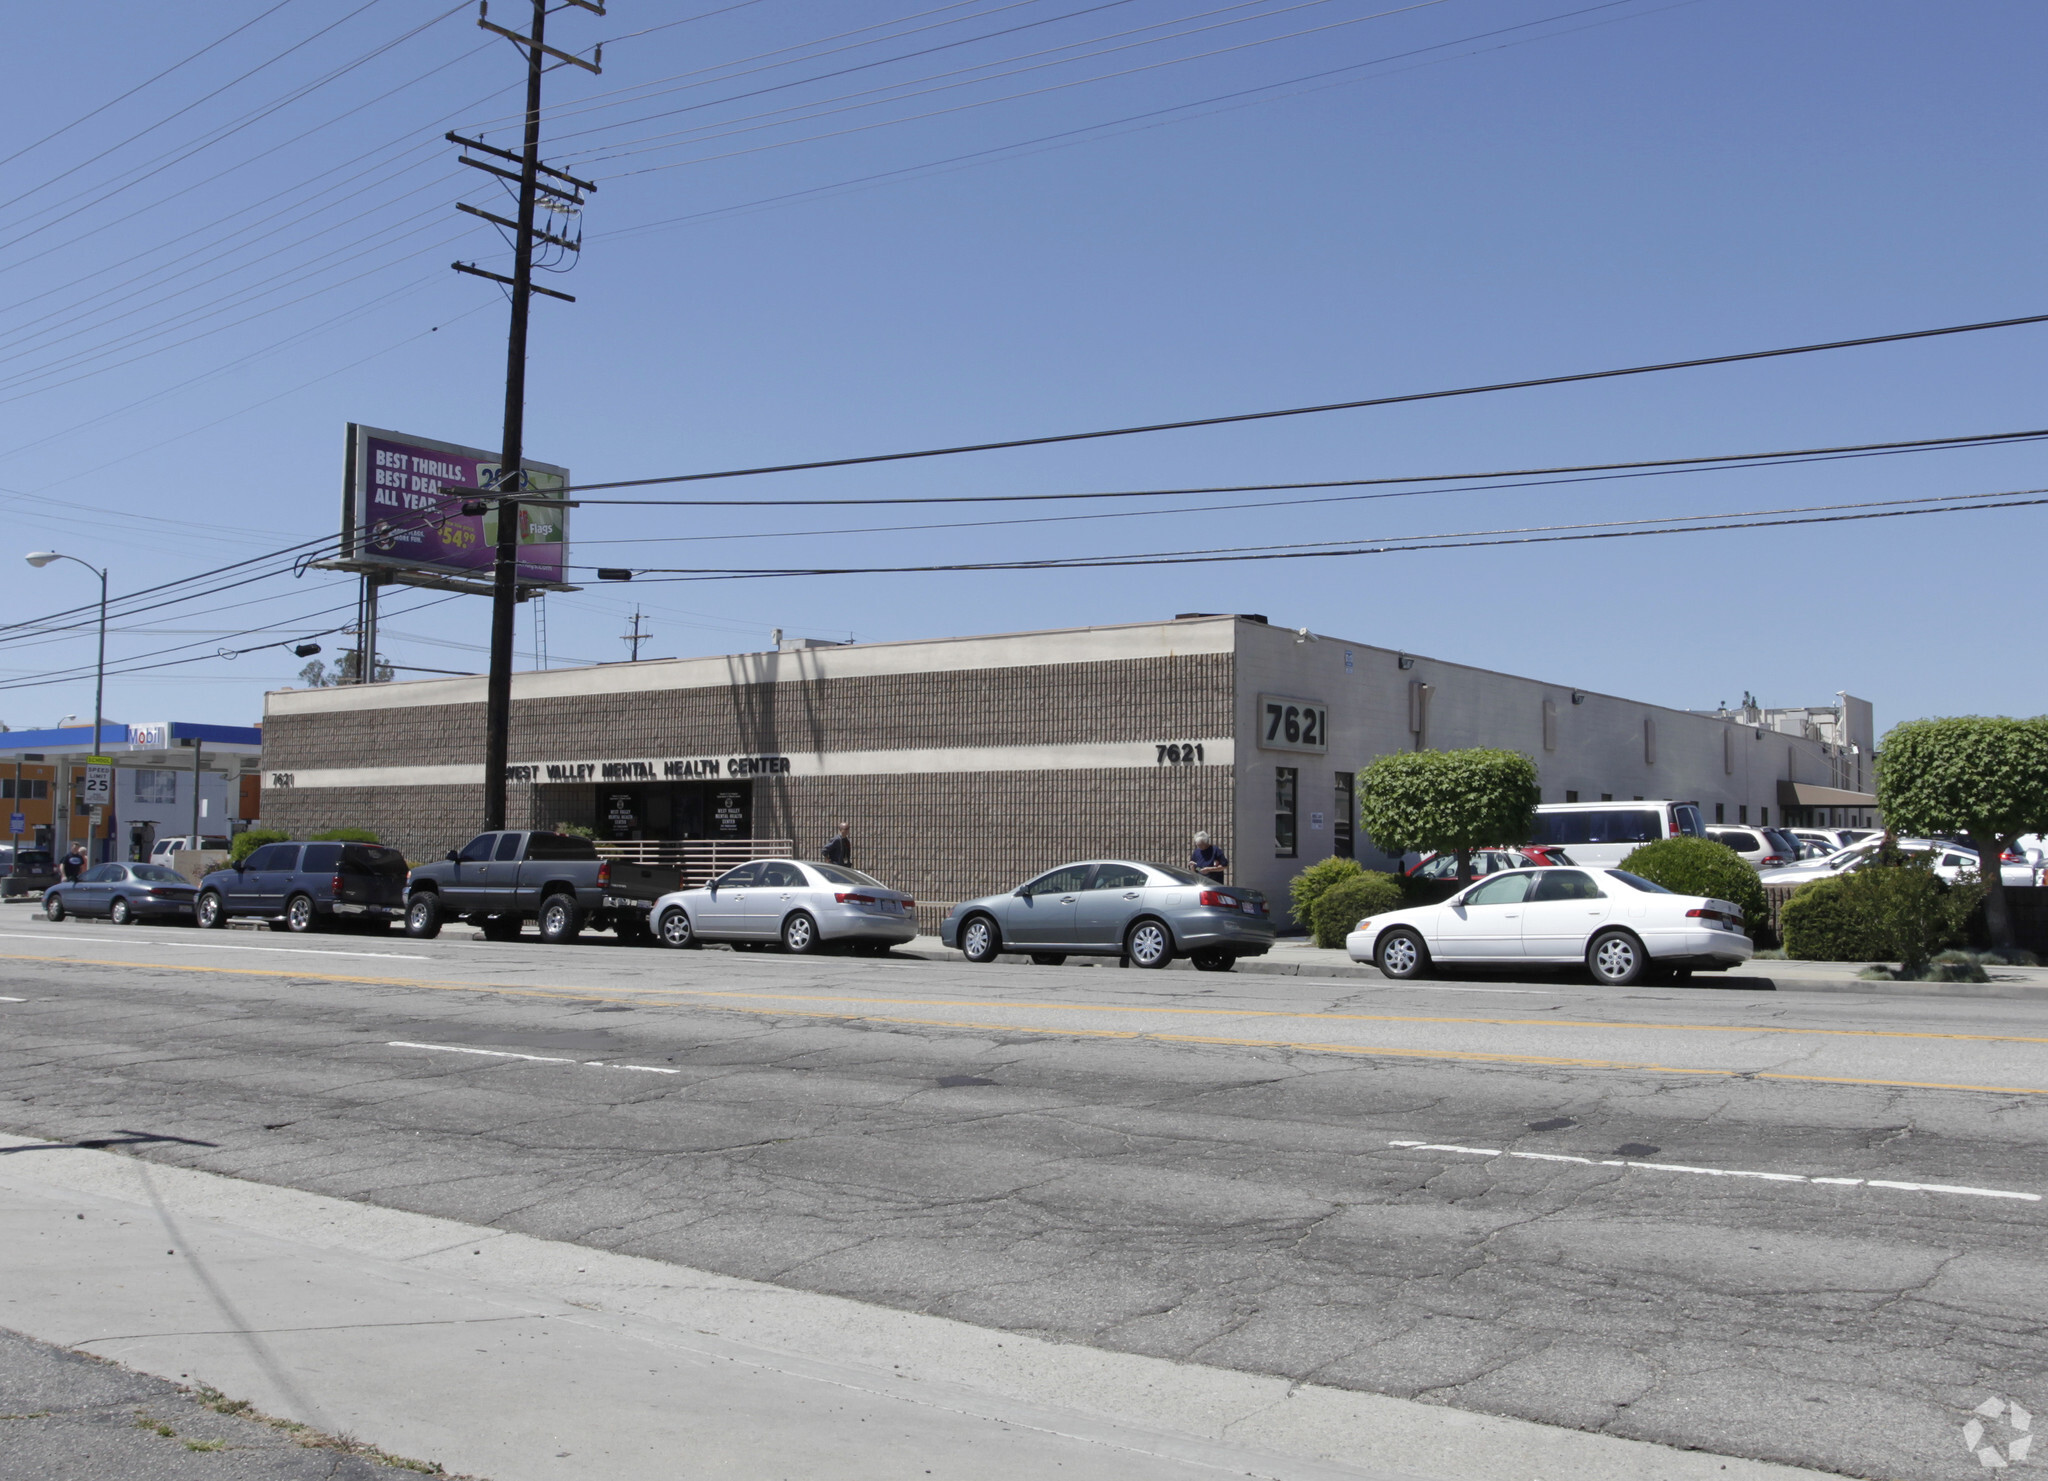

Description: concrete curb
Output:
[894,940,2048,999]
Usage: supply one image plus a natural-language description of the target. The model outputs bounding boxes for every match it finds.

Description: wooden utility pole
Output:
[451,0,601,831]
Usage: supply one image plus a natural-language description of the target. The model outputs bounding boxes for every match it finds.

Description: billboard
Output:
[341,424,569,587]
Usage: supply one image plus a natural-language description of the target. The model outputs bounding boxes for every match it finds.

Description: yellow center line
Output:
[8,950,2047,1047]
[6,952,2048,1096]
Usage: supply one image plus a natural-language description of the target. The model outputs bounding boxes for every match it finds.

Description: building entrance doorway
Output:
[594,780,753,842]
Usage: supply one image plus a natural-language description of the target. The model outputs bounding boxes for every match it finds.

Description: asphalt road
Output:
[1,912,2044,1481]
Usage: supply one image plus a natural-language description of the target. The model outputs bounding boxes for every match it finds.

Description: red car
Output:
[1402,847,1569,883]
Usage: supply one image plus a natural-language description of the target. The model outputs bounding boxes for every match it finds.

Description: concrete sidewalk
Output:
[0,1136,1834,1481]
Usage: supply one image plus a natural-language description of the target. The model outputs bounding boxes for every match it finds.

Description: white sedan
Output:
[1757,838,2032,888]
[651,859,919,954]
[1344,866,1752,985]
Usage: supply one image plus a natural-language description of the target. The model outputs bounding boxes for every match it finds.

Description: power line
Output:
[554,311,2048,494]
[563,426,2048,511]
[586,0,1667,241]
[577,0,1459,171]
[0,0,305,173]
[558,0,1376,160]
[610,487,2048,581]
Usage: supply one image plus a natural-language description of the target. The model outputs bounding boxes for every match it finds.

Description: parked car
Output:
[150,835,231,864]
[403,830,679,942]
[43,862,197,924]
[1524,801,1708,868]
[1705,826,1795,870]
[1344,865,1751,985]
[0,847,55,899]
[196,840,409,932]
[942,860,1275,971]
[651,859,918,954]
[1755,837,2025,887]
[1403,847,1569,883]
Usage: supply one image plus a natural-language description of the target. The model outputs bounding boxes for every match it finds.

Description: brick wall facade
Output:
[261,653,1233,771]
[259,651,1237,900]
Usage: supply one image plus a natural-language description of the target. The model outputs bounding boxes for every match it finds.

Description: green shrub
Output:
[1288,856,1365,926]
[1781,861,1980,969]
[1310,871,1406,948]
[554,822,596,839]
[1619,837,1770,942]
[308,827,380,844]
[228,829,288,864]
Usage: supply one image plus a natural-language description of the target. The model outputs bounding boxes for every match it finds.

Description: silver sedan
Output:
[940,860,1274,971]
[651,859,918,954]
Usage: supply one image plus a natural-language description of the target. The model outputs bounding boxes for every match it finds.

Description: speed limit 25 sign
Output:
[1257,694,1329,754]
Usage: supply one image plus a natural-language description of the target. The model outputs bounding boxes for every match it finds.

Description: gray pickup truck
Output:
[403,830,680,944]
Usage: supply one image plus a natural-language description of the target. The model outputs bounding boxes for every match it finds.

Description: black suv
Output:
[196,841,409,932]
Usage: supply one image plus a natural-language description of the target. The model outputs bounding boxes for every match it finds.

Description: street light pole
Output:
[26,551,109,857]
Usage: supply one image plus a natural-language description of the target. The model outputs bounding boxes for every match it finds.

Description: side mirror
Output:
[445,850,460,863]
[232,861,245,872]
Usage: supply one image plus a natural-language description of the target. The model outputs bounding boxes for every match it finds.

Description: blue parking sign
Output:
[8,813,22,835]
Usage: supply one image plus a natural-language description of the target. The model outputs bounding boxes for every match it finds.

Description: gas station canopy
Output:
[0,721,263,767]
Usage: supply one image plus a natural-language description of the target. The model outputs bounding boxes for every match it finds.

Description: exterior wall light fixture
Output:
[1397,654,1415,670]
[1571,691,1586,705]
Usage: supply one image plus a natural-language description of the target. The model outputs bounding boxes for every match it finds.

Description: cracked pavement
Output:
[2,916,2045,1480]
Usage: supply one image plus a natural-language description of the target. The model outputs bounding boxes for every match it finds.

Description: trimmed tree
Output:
[1619,836,1770,943]
[1877,716,2048,947]
[1355,748,1541,884]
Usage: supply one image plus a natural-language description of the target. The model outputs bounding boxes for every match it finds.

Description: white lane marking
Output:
[390,1042,679,1076]
[586,1061,680,1074]
[390,1041,575,1064]
[1388,1140,2041,1202]
[0,995,24,1002]
[0,930,428,961]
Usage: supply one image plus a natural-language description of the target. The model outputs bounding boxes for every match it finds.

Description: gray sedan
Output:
[650,859,918,954]
[43,863,197,924]
[941,860,1274,971]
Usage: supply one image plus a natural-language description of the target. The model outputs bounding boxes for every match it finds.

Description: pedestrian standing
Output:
[821,822,852,867]
[1190,831,1228,882]
[60,847,83,883]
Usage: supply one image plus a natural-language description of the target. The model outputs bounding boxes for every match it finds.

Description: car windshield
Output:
[811,863,886,888]
[130,865,186,883]
[1148,863,1205,886]
[1605,870,1673,894]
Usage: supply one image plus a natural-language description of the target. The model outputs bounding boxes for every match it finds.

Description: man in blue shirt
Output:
[1190,831,1228,882]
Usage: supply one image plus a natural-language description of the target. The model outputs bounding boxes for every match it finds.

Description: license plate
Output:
[884,900,901,912]
[1241,901,1258,915]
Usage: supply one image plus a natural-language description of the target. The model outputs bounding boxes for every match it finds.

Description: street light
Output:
[25,554,109,849]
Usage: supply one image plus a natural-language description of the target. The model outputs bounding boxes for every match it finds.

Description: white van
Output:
[1525,800,1708,868]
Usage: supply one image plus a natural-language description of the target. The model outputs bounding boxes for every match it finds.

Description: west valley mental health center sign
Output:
[503,755,796,784]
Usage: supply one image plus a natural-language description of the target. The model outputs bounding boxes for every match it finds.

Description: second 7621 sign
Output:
[1258,695,1329,754]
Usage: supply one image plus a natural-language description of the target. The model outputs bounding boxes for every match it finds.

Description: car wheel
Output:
[1029,952,1067,966]
[110,896,134,926]
[1376,928,1431,980]
[538,895,583,943]
[782,911,821,954]
[1587,929,1649,986]
[405,894,443,940]
[960,914,1000,963]
[195,892,226,929]
[1125,919,1173,970]
[1191,948,1235,973]
[44,895,65,923]
[657,907,697,949]
[284,894,317,933]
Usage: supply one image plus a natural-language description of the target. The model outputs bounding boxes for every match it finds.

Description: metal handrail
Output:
[593,838,796,886]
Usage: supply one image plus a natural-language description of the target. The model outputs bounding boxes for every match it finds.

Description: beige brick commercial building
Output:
[258,614,1876,910]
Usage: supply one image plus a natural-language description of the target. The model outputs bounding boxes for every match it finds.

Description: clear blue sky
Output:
[2,0,2041,737]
